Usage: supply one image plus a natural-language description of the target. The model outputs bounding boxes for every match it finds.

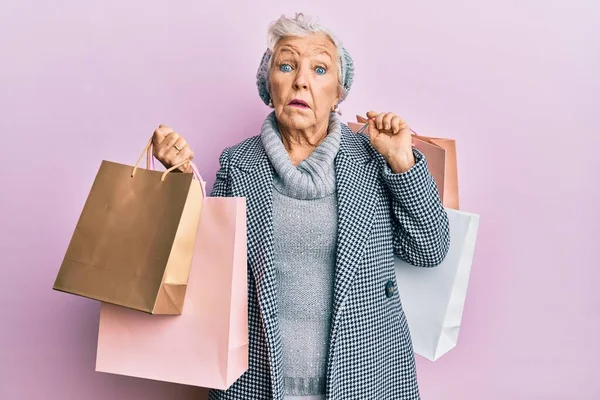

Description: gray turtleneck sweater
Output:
[260,112,341,398]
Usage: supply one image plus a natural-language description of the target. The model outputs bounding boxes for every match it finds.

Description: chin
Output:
[277,110,315,130]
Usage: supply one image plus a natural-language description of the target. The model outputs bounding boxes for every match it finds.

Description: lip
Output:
[288,99,310,108]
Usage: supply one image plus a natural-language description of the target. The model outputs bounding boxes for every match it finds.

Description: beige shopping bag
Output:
[53,138,205,314]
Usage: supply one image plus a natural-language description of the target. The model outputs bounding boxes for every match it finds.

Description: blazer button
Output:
[385,280,395,298]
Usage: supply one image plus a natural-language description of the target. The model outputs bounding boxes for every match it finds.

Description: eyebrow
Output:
[276,45,334,61]
[314,49,333,60]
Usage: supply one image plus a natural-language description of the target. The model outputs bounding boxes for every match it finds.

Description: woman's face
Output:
[269,33,340,133]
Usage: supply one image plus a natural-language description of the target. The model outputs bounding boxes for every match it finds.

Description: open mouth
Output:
[288,99,310,109]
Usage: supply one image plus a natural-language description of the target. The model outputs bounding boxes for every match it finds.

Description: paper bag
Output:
[96,196,249,389]
[395,208,480,361]
[347,115,459,209]
[53,139,205,314]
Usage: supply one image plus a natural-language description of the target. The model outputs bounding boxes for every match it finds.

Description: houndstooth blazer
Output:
[208,123,450,400]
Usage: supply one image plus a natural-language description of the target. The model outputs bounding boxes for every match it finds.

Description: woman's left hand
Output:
[366,111,415,174]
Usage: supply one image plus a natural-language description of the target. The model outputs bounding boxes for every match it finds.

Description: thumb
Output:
[367,117,379,138]
[366,111,379,137]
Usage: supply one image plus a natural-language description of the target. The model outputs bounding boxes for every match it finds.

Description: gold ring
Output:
[174,144,181,151]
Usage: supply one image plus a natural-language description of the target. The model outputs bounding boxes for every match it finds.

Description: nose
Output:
[292,64,309,90]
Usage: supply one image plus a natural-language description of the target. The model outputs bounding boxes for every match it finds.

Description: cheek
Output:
[328,77,340,98]
[268,77,277,93]
[269,77,287,99]
[314,79,339,105]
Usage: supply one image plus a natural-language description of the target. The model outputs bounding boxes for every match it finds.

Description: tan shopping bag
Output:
[53,138,205,314]
[348,115,460,209]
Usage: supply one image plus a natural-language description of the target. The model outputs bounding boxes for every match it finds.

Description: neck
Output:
[279,119,330,166]
[260,110,342,200]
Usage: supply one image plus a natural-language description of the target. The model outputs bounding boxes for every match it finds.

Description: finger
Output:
[397,117,410,134]
[169,136,194,170]
[375,112,387,130]
[366,110,379,120]
[391,115,402,134]
[152,125,174,145]
[367,117,379,138]
[173,136,187,153]
[173,147,194,172]
[162,132,181,150]
[155,132,180,159]
[178,146,194,162]
[152,130,166,146]
[155,125,175,138]
[171,137,188,154]
[382,113,396,132]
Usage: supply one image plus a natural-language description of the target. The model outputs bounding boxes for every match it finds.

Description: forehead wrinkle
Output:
[275,39,335,58]
[275,49,335,65]
[276,44,299,56]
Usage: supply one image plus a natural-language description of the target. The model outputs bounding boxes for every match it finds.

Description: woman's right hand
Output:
[152,125,195,173]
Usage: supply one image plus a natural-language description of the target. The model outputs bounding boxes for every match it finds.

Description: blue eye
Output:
[315,66,326,75]
[280,64,292,72]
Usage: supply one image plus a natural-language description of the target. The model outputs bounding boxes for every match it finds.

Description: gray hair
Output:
[256,13,355,106]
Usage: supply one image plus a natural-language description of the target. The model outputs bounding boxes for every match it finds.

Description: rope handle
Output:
[130,137,207,196]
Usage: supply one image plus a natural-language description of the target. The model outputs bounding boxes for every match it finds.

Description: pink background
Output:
[1,0,598,399]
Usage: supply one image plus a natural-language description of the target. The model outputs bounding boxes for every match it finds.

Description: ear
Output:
[336,84,344,104]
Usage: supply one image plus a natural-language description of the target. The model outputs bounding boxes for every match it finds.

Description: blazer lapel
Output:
[229,143,284,397]
[229,147,278,322]
[330,132,382,336]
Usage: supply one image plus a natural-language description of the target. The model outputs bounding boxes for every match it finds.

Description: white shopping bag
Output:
[395,208,480,361]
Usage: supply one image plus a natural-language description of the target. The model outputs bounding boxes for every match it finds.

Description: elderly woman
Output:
[152,13,449,400]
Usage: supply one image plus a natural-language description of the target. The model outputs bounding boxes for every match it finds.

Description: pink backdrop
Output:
[1,0,598,399]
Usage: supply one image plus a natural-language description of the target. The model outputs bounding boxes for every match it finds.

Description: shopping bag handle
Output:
[131,137,207,197]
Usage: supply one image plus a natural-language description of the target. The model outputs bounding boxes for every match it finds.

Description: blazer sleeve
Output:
[381,148,450,267]
[210,147,232,197]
